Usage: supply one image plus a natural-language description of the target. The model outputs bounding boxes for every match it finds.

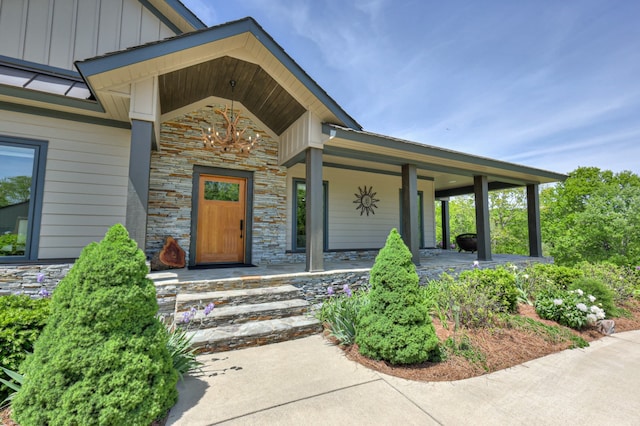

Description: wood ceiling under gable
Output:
[159,56,306,135]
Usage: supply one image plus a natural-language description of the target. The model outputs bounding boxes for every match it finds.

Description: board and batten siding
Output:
[286,164,436,251]
[0,0,177,71]
[279,111,325,166]
[1,110,130,259]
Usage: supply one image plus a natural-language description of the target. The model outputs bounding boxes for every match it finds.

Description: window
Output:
[0,137,47,261]
[399,190,425,248]
[292,179,328,252]
[204,180,240,201]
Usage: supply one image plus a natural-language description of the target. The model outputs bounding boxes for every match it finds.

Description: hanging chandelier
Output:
[201,79,260,154]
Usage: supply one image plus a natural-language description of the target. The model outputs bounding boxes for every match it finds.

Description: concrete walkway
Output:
[166,331,640,425]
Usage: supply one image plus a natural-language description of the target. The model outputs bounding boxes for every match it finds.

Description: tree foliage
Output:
[542,167,640,266]
[0,175,31,207]
[436,189,529,255]
[435,167,640,266]
[356,228,439,364]
[12,224,178,426]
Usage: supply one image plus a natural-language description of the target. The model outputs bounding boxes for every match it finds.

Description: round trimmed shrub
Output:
[12,224,178,425]
[356,228,440,364]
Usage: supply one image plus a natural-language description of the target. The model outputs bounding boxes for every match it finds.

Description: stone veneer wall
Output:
[0,263,72,297]
[146,105,288,265]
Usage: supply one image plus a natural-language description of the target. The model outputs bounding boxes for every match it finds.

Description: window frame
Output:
[291,178,328,252]
[0,135,47,262]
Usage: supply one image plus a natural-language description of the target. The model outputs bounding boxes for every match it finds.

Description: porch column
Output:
[401,164,420,265]
[126,119,153,251]
[440,198,450,250]
[473,175,492,261]
[305,147,324,272]
[527,183,543,257]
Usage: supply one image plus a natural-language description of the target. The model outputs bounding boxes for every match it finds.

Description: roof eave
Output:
[322,123,568,183]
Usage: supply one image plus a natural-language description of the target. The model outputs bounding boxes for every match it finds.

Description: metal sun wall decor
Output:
[353,185,380,216]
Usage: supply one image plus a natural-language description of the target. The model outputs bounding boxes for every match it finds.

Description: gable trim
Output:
[163,0,207,30]
[139,0,185,35]
[75,18,361,130]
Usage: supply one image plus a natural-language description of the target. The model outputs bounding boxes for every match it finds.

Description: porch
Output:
[149,249,545,286]
[149,249,551,353]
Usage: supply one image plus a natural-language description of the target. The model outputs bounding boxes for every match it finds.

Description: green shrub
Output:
[356,229,440,365]
[0,295,50,402]
[524,263,583,296]
[458,267,519,313]
[317,288,368,345]
[534,288,605,330]
[425,273,501,328]
[569,277,619,317]
[576,262,639,302]
[12,224,178,426]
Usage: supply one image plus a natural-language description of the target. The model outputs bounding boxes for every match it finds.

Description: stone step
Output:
[175,285,301,311]
[176,299,311,329]
[188,315,323,354]
[173,275,297,293]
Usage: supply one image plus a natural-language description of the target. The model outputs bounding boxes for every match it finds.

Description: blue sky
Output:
[182,0,640,175]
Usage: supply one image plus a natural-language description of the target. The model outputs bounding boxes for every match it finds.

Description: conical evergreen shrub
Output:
[356,228,439,364]
[12,224,178,425]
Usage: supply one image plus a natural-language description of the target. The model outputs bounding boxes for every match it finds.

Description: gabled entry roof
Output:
[75,17,361,132]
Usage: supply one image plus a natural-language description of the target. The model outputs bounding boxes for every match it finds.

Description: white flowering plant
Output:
[534,288,605,330]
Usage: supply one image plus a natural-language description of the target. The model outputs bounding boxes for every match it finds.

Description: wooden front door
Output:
[196,175,246,264]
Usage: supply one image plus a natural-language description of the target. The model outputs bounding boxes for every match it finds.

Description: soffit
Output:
[159,56,306,135]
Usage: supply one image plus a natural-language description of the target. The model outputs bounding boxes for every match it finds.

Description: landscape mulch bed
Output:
[2,300,639,425]
[342,299,640,382]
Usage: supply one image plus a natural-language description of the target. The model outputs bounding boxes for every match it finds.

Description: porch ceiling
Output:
[159,56,306,135]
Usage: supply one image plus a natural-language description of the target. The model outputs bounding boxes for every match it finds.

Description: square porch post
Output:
[440,198,450,250]
[474,175,492,261]
[401,164,420,265]
[527,183,543,257]
[126,119,153,251]
[305,147,324,272]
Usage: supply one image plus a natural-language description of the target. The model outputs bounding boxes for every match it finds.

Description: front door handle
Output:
[240,219,244,239]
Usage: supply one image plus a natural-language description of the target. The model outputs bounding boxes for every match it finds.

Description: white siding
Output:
[0,0,179,70]
[286,164,436,251]
[1,110,130,259]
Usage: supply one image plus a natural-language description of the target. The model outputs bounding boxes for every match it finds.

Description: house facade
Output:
[0,0,565,291]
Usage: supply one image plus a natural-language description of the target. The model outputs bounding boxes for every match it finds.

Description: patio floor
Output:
[148,250,546,285]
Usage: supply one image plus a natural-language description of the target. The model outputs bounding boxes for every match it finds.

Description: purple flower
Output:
[181,311,191,324]
[327,286,334,296]
[450,243,456,249]
[204,302,215,316]
[38,288,50,298]
[343,284,352,298]
[37,273,45,283]
[636,266,640,271]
